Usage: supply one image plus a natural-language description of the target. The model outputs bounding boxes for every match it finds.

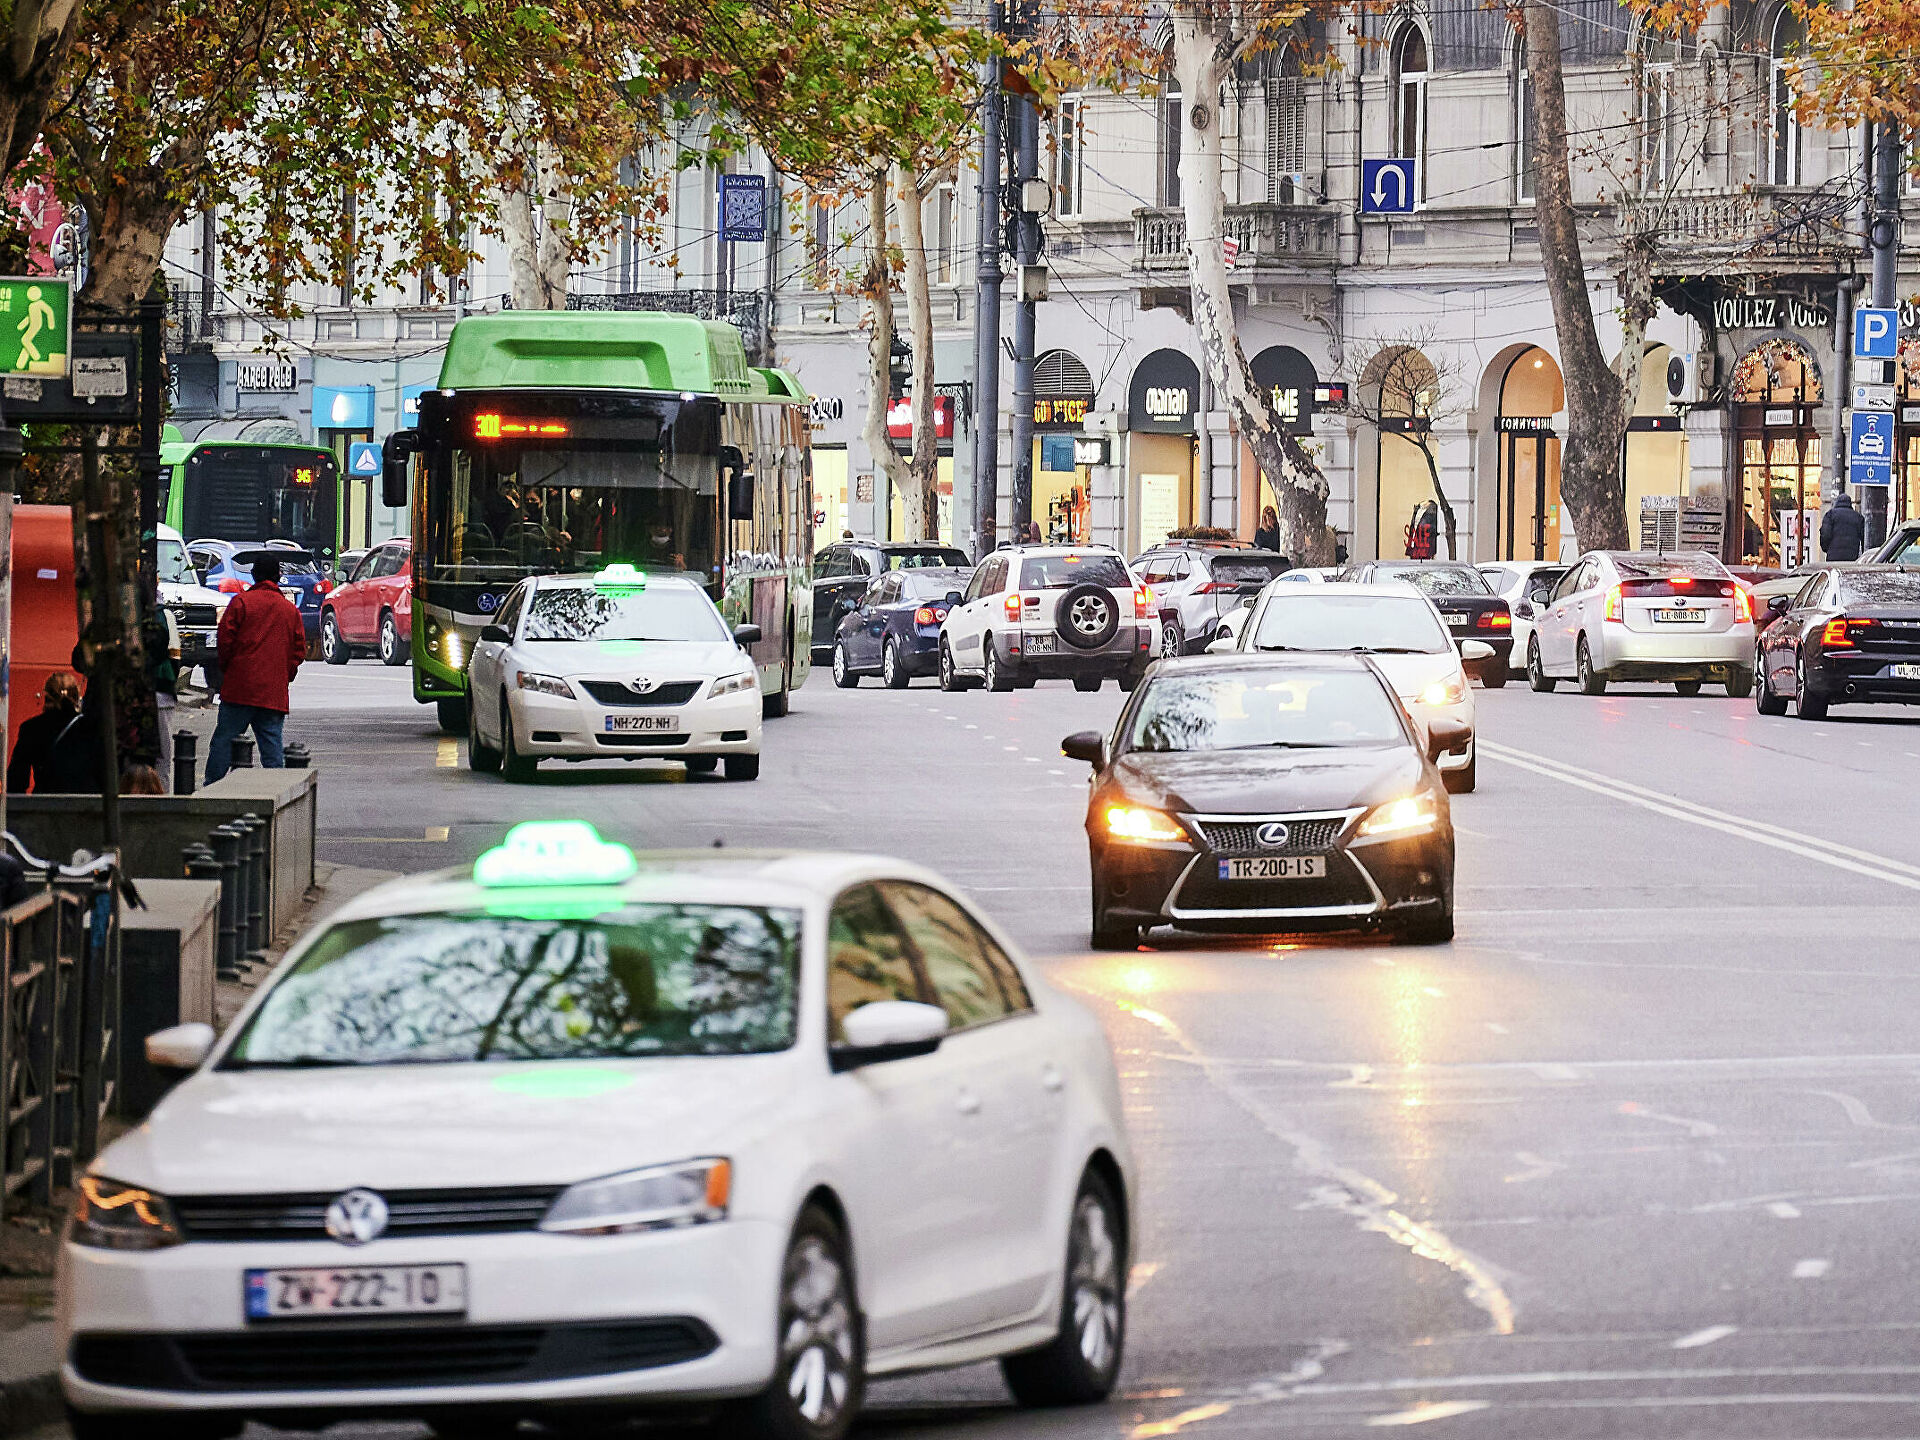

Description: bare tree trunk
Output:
[0,0,85,177]
[533,144,572,308]
[1523,0,1629,551]
[896,171,939,541]
[498,178,542,311]
[1171,16,1331,565]
[859,170,911,528]
[1416,442,1459,560]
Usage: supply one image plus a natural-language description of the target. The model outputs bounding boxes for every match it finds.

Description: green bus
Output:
[160,428,342,556]
[385,311,816,731]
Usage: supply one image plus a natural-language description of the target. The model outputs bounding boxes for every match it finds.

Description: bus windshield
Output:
[429,396,720,589]
[177,446,335,550]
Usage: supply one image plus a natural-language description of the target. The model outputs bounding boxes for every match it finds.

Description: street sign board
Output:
[1853,382,1896,412]
[1854,306,1899,359]
[0,331,135,420]
[718,174,768,243]
[0,276,70,377]
[348,441,382,478]
[1361,160,1417,215]
[1857,358,1898,387]
[1850,410,1895,485]
[1072,436,1111,467]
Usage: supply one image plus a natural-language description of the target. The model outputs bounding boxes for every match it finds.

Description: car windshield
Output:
[1020,554,1131,589]
[1382,567,1492,597]
[1253,593,1452,654]
[223,904,801,1066]
[157,539,191,585]
[1839,572,1920,606]
[1613,552,1725,579]
[1525,569,1567,601]
[901,569,972,599]
[886,548,969,570]
[522,584,730,642]
[1210,557,1291,586]
[1128,670,1407,753]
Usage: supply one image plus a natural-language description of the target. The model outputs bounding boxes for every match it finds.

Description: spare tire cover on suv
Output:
[1058,583,1121,650]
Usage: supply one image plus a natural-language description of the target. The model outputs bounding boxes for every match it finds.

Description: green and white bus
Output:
[385,311,815,731]
[160,429,342,555]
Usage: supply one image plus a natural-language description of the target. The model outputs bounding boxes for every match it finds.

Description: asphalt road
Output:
[153,658,1920,1438]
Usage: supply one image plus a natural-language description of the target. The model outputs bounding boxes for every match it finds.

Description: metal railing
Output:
[565,289,768,360]
[1134,204,1341,273]
[0,839,122,1217]
[1622,188,1855,263]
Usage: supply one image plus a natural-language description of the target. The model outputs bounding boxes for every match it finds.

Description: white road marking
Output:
[1486,1022,1510,1035]
[1367,1400,1491,1426]
[1503,1151,1566,1184]
[435,739,457,768]
[1811,1089,1914,1131]
[1620,1101,1719,1137]
[1295,1362,1920,1395]
[1422,985,1446,998]
[1767,1202,1802,1219]
[1532,1064,1579,1081]
[1047,768,1064,775]
[1793,1258,1831,1279]
[1673,1324,1737,1349]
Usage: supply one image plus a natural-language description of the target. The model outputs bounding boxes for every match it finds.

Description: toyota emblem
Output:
[324,1188,390,1246]
[630,676,660,694]
[1255,822,1291,848]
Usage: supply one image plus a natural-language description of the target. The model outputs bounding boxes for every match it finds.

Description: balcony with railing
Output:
[1621,187,1857,268]
[1133,203,1340,274]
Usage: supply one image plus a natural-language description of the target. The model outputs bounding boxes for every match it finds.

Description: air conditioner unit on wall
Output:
[1665,351,1717,405]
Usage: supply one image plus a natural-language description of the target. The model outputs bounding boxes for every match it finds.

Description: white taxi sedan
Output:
[465,568,764,782]
[60,824,1133,1440]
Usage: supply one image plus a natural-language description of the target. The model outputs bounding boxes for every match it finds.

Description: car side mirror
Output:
[831,1000,948,1072]
[1767,594,1791,616]
[733,623,762,648]
[720,445,752,521]
[946,590,964,605]
[1061,730,1106,766]
[1513,600,1536,620]
[1204,634,1237,654]
[146,1022,215,1071]
[480,624,510,643]
[1427,717,1471,761]
[1460,640,1494,662]
[381,431,419,509]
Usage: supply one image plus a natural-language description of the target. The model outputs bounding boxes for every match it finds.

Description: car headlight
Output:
[539,1158,731,1235]
[70,1175,182,1251]
[709,670,758,698]
[1103,805,1188,844]
[515,670,575,698]
[1417,680,1466,707]
[1358,792,1441,839]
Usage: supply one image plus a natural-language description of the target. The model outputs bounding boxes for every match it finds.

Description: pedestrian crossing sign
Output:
[0,277,69,377]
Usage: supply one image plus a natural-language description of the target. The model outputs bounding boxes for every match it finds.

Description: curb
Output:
[0,1368,62,1435]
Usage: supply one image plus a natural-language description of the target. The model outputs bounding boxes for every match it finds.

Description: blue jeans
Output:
[205,703,286,784]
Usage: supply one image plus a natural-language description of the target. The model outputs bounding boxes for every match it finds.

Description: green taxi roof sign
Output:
[474,821,638,889]
[592,563,648,593]
[0,278,70,378]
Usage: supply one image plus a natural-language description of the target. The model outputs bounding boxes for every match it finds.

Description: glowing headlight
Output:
[70,1175,181,1251]
[1417,680,1466,707]
[444,631,465,669]
[515,670,575,698]
[1358,792,1440,839]
[539,1158,731,1235]
[709,670,759,698]
[1103,805,1188,843]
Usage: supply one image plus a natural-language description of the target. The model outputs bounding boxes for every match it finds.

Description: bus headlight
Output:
[515,670,574,698]
[709,670,758,698]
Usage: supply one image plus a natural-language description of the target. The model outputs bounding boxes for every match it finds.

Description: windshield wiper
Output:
[1345,645,1430,654]
[1223,740,1341,750]
[1254,643,1309,652]
[226,1055,365,1070]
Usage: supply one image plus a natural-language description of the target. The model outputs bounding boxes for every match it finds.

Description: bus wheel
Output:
[436,697,469,734]
[762,627,793,718]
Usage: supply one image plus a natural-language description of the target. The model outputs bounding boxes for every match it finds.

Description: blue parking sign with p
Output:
[1853,307,1898,360]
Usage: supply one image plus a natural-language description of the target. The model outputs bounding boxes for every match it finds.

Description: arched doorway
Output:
[1363,346,1439,559]
[1731,338,1822,566]
[1495,347,1565,560]
[1033,348,1096,542]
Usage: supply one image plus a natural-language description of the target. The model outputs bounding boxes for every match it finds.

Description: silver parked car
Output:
[1526,550,1756,696]
[1134,543,1293,656]
[1476,560,1568,674]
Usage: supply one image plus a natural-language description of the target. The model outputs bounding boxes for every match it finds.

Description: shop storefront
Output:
[1033,349,1096,543]
[1730,337,1823,567]
[807,395,851,550]
[1127,349,1201,554]
[1493,346,1564,561]
[1245,346,1318,535]
[884,393,957,542]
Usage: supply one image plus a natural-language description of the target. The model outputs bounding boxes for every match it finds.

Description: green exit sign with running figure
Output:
[0,277,70,376]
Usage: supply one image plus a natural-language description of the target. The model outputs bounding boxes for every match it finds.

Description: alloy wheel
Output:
[1068,1192,1123,1376]
[779,1236,856,1428]
[1069,593,1113,639]
[1159,620,1181,659]
[883,640,906,689]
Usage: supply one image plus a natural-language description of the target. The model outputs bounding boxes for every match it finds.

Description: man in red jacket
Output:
[206,554,307,784]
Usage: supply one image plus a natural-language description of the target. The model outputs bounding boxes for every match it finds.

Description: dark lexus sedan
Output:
[831,566,972,688]
[1340,561,1513,684]
[1062,653,1463,948]
[1756,565,1920,720]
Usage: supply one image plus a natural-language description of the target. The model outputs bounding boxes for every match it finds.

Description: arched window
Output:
[1390,25,1428,178]
[1514,43,1535,203]
[1158,68,1182,207]
[1267,48,1306,200]
[1769,8,1804,186]
[1638,33,1678,189]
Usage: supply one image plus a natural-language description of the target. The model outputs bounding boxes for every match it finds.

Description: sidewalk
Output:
[0,859,399,1433]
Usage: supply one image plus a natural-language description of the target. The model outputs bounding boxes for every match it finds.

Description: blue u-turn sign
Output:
[1361,159,1418,215]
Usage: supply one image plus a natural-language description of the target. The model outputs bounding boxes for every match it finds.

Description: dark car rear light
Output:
[914,605,945,625]
[1475,609,1511,630]
[1823,618,1876,649]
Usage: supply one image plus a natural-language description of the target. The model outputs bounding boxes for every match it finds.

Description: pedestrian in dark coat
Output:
[6,673,79,792]
[1819,493,1867,562]
[205,555,306,784]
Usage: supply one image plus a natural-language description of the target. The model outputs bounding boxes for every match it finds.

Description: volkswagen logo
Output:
[324,1188,390,1246]
[629,676,660,694]
[1255,821,1292,848]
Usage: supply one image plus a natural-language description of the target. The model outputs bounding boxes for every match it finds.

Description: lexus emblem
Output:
[630,676,660,694]
[1255,822,1292,848]
[324,1189,390,1246]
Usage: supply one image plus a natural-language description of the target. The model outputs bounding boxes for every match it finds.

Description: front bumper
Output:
[997,625,1151,676]
[1594,625,1754,678]
[1091,810,1453,935]
[505,686,763,759]
[59,1221,785,1415]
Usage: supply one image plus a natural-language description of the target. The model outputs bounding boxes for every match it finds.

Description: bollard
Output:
[182,842,218,886]
[207,825,244,980]
[174,732,198,795]
[283,741,311,769]
[230,735,255,769]
[236,813,269,956]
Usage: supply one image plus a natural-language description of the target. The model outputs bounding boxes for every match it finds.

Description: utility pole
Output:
[970,1,1005,560]
[1862,121,1903,549]
[1007,0,1041,543]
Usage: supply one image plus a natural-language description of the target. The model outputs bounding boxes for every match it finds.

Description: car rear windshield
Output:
[1210,558,1291,587]
[223,905,801,1066]
[1839,572,1920,606]
[1128,671,1407,753]
[901,569,972,599]
[1525,569,1567,600]
[1613,552,1726,579]
[1019,554,1131,590]
[1384,567,1492,597]
[1252,593,1452,655]
[887,548,970,570]
[523,584,730,642]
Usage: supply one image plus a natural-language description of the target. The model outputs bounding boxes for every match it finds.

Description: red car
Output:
[320,537,412,665]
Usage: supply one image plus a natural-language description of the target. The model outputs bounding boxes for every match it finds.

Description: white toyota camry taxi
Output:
[60,824,1133,1440]
[466,567,765,782]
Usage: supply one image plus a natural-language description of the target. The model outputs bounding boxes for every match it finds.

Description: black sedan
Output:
[1756,565,1920,720]
[831,566,972,688]
[1062,653,1463,948]
[810,539,971,660]
[1340,561,1513,684]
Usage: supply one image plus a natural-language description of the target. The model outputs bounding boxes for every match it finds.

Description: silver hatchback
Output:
[1527,550,1757,696]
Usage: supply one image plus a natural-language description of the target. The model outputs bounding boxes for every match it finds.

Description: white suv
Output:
[940,546,1153,692]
